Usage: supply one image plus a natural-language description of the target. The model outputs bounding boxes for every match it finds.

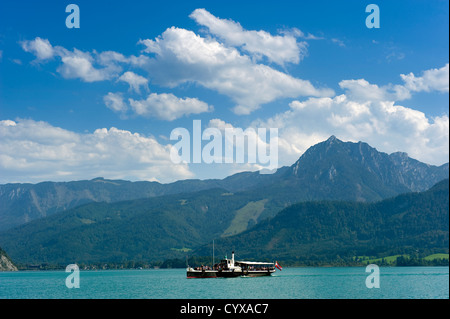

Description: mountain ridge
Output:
[0,136,448,232]
[195,179,449,264]
[0,179,447,266]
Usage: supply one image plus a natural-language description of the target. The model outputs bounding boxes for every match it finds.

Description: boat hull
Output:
[216,270,242,278]
[187,270,217,278]
[243,270,275,277]
[187,269,275,278]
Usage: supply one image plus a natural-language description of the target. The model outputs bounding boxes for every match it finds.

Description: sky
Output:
[0,0,448,184]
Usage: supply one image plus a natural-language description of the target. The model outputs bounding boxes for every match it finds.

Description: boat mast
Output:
[232,251,235,267]
[212,240,215,268]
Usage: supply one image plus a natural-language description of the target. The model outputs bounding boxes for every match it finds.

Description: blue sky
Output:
[0,0,448,183]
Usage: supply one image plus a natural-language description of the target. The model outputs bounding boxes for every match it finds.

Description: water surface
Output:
[0,267,448,299]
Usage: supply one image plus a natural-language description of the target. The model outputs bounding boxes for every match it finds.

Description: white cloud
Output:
[20,13,335,116]
[254,93,449,167]
[139,27,333,115]
[17,29,449,175]
[279,27,323,40]
[339,79,411,102]
[118,71,149,94]
[104,92,127,113]
[177,64,449,171]
[21,38,126,82]
[339,64,450,103]
[129,92,213,121]
[190,8,307,66]
[205,118,279,174]
[400,63,449,93]
[20,37,54,60]
[57,49,119,82]
[97,50,129,65]
[0,119,193,184]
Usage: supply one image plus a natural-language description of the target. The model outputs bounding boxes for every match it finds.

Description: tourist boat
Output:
[215,251,243,278]
[186,251,278,278]
[236,260,277,277]
[186,265,217,278]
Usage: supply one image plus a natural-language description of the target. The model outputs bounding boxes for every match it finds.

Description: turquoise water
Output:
[0,267,448,299]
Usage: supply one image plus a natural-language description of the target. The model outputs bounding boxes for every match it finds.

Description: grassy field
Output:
[222,199,268,237]
[355,255,406,265]
[424,253,449,261]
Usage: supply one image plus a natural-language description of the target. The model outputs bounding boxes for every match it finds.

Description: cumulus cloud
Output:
[339,64,449,103]
[139,27,333,114]
[205,118,279,173]
[0,119,193,184]
[20,37,55,60]
[400,63,449,93]
[129,92,213,121]
[57,49,120,82]
[20,10,335,116]
[118,71,149,94]
[16,20,449,178]
[339,79,411,102]
[21,38,128,82]
[190,8,307,66]
[253,93,449,167]
[104,92,127,113]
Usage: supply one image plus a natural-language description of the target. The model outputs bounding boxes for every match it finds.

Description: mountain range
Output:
[1,136,447,232]
[197,179,449,265]
[0,136,448,266]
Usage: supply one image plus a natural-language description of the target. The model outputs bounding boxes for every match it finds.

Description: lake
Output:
[0,267,448,299]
